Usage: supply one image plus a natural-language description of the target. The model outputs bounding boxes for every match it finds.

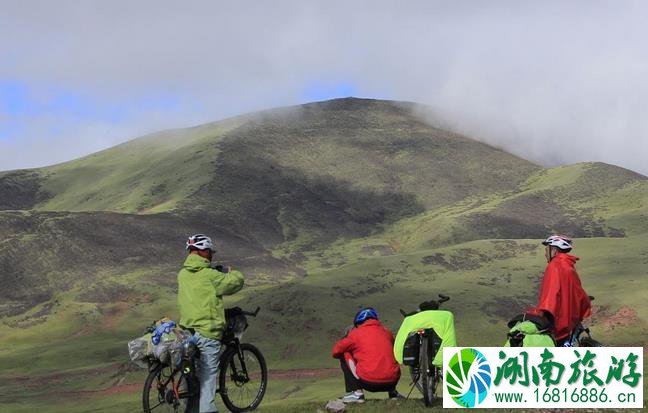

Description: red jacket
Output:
[535,253,591,341]
[332,319,401,383]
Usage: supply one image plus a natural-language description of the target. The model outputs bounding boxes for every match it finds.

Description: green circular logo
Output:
[445,348,492,408]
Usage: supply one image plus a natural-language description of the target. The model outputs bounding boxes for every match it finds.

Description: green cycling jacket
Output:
[177,254,244,340]
[393,310,457,366]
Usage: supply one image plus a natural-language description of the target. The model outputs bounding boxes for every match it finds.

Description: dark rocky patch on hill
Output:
[0,171,51,210]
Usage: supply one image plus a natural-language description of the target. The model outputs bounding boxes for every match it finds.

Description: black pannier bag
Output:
[402,328,443,366]
[402,332,420,366]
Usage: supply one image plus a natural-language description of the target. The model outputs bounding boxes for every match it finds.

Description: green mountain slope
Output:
[0,209,297,317]
[0,97,646,412]
[11,121,239,213]
[8,98,539,214]
[299,162,647,273]
[0,98,552,311]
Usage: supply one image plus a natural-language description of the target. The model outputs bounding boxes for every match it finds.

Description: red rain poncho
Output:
[535,253,591,341]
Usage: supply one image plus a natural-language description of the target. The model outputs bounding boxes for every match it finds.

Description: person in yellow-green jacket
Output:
[393,300,457,367]
[178,234,244,413]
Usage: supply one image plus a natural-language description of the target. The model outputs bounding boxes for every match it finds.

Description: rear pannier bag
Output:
[402,332,420,366]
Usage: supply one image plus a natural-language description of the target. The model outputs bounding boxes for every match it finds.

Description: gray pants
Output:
[189,333,222,413]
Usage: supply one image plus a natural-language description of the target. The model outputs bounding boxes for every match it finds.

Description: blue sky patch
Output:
[0,79,182,141]
[301,81,358,102]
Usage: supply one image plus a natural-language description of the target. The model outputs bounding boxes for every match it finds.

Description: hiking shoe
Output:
[341,390,365,403]
[389,391,405,400]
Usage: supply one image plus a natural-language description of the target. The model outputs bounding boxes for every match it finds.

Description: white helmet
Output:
[186,234,214,251]
[542,235,573,252]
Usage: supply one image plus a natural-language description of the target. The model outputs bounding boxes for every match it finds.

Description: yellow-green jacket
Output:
[177,254,244,340]
[393,310,457,366]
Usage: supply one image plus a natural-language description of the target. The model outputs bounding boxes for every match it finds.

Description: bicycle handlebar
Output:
[400,294,450,318]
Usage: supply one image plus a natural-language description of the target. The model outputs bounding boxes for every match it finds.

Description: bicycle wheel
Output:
[420,337,440,407]
[143,364,189,413]
[219,343,268,412]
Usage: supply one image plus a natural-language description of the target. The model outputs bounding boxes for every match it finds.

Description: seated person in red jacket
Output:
[332,308,401,403]
[531,235,592,345]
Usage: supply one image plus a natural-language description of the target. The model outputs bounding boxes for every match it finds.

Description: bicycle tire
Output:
[143,364,159,413]
[420,337,435,407]
[143,363,189,413]
[219,343,268,412]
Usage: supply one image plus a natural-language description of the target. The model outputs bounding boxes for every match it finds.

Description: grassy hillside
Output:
[0,209,299,318]
[17,118,246,214]
[298,162,648,273]
[0,98,646,412]
[1,235,646,411]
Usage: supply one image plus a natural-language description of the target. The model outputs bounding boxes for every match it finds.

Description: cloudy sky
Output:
[1,1,647,174]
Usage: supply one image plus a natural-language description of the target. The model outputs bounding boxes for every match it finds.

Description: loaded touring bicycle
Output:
[137,307,268,413]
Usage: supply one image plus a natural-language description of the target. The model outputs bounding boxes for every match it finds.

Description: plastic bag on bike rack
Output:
[128,334,153,368]
[153,329,194,366]
[169,330,193,368]
[169,344,185,368]
[152,332,179,364]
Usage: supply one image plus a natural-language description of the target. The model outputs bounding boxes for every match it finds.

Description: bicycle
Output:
[508,296,602,348]
[399,294,450,407]
[142,307,268,413]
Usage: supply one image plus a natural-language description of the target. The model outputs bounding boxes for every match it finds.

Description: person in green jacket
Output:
[178,234,244,413]
[393,300,457,367]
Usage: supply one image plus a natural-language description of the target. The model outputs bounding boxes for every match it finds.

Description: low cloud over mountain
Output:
[1,1,647,173]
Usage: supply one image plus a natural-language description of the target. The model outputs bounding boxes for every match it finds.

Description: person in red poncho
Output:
[533,235,592,346]
[332,308,402,403]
